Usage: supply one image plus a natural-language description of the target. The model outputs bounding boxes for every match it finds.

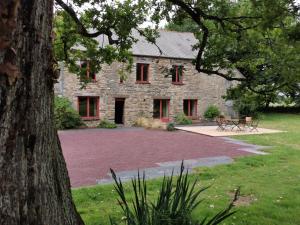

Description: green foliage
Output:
[98,119,117,129]
[204,106,220,120]
[166,122,176,131]
[166,17,199,33]
[165,0,300,106]
[235,100,259,118]
[175,113,192,125]
[110,163,237,225]
[54,96,83,130]
[226,87,268,118]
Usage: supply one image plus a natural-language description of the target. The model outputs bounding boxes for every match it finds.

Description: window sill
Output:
[161,118,170,122]
[153,117,170,122]
[81,117,100,121]
[136,81,150,84]
[172,82,184,85]
[80,80,97,84]
[187,115,198,120]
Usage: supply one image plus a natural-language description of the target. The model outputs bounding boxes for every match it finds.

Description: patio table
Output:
[227,119,245,131]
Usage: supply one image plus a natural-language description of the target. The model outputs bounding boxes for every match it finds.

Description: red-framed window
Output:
[78,96,99,119]
[153,99,170,122]
[183,99,197,117]
[136,63,149,83]
[172,65,183,84]
[80,61,96,82]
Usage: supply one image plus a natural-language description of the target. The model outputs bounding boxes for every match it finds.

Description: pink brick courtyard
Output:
[59,128,253,187]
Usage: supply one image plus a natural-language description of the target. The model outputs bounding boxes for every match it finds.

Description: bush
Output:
[54,96,83,130]
[110,162,238,225]
[134,117,150,127]
[204,105,220,120]
[174,113,192,125]
[233,98,259,118]
[166,122,176,131]
[261,106,300,114]
[98,119,117,129]
[225,87,265,118]
[134,117,165,129]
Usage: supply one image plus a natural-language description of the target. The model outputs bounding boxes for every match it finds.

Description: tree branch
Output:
[55,0,119,44]
[136,29,164,56]
[247,82,288,95]
[200,69,246,82]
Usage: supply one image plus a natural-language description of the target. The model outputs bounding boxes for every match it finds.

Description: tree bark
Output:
[0,1,84,224]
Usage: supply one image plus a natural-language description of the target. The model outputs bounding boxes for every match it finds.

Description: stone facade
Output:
[56,56,238,127]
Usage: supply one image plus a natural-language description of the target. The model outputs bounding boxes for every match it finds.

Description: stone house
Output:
[55,30,238,126]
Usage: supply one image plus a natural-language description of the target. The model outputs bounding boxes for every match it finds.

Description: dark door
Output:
[115,98,125,124]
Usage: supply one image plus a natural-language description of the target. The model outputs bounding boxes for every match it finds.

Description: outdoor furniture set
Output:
[216,116,259,132]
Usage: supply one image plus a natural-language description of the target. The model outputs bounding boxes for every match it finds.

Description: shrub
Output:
[234,98,259,118]
[151,119,165,129]
[260,106,300,114]
[110,162,239,225]
[98,119,117,129]
[134,117,165,129]
[204,105,220,120]
[167,122,176,131]
[134,117,150,127]
[225,87,264,117]
[174,113,192,125]
[54,96,83,130]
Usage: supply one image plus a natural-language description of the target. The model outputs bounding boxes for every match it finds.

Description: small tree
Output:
[204,106,220,120]
[54,97,83,129]
[174,113,192,125]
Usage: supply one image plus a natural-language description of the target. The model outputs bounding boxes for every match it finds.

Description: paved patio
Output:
[59,128,266,187]
[176,126,283,137]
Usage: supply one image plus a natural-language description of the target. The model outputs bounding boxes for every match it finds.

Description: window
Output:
[183,99,197,117]
[136,63,149,83]
[80,61,96,81]
[120,77,124,84]
[172,65,183,84]
[153,99,170,121]
[78,96,99,119]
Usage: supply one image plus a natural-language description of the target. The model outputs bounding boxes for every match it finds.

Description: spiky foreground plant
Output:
[110,162,239,225]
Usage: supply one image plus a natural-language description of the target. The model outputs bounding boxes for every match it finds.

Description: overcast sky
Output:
[55,0,300,29]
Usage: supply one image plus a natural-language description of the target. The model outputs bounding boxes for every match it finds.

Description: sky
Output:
[55,0,300,29]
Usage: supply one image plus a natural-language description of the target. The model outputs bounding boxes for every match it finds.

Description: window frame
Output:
[183,99,198,118]
[77,96,99,120]
[153,99,170,122]
[136,63,150,83]
[172,65,184,85]
[80,61,96,82]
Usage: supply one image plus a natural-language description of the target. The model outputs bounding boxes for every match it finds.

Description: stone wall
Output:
[55,56,239,126]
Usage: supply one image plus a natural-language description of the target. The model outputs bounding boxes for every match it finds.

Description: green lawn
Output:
[72,113,300,225]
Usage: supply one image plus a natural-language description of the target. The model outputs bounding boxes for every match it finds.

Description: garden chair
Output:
[245,117,252,130]
[249,119,259,132]
[224,116,232,129]
[216,117,227,131]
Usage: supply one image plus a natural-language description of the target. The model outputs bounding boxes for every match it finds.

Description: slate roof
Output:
[93,30,198,60]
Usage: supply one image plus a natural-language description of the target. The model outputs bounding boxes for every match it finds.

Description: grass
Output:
[72,113,300,225]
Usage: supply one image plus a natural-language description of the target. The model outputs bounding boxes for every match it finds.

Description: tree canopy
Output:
[54,0,300,105]
[165,0,300,106]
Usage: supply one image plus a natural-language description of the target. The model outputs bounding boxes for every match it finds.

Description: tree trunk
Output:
[0,1,84,224]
